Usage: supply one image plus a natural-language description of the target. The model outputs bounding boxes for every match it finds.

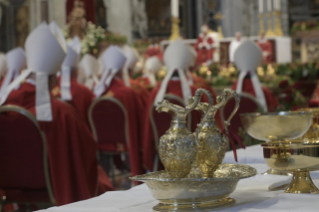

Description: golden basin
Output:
[262,139,319,194]
[240,111,313,142]
[130,164,256,211]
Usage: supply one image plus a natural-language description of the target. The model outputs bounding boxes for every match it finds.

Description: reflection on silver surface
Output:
[240,111,313,141]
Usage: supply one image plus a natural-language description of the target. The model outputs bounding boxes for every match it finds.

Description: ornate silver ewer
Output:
[131,89,256,211]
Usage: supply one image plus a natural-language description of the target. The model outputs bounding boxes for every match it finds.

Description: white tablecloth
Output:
[223,144,264,164]
[37,163,319,212]
[38,146,319,211]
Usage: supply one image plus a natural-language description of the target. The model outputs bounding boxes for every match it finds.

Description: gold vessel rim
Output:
[130,164,257,182]
[261,139,319,147]
[240,111,313,117]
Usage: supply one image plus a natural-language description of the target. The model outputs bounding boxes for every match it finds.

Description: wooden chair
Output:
[88,97,130,187]
[220,92,266,149]
[150,94,192,172]
[0,105,55,212]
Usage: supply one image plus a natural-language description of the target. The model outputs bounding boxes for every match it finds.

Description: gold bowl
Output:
[240,111,313,142]
[130,164,256,211]
[262,139,319,194]
[299,108,319,139]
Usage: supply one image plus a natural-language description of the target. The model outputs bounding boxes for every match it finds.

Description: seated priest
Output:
[77,54,100,91]
[122,45,150,106]
[142,39,209,172]
[229,32,243,63]
[136,56,162,91]
[231,40,277,112]
[0,23,113,206]
[94,45,144,177]
[50,22,95,129]
[144,39,163,61]
[0,47,26,100]
[0,54,6,86]
[256,32,273,63]
[195,25,214,66]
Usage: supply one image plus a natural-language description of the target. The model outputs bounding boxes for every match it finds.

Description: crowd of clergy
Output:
[0,22,281,210]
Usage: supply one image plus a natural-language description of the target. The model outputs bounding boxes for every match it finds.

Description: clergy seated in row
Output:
[0,54,6,86]
[231,40,277,112]
[135,56,162,91]
[0,47,26,101]
[0,23,113,206]
[50,23,94,129]
[122,45,150,107]
[143,40,210,172]
[256,32,273,64]
[94,45,144,177]
[309,81,319,107]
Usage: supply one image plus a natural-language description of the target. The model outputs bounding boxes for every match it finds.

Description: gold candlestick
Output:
[169,17,181,41]
[273,10,283,36]
[265,12,275,36]
[258,13,265,34]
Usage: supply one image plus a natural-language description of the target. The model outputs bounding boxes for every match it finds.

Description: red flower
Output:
[293,81,303,90]
[279,80,289,89]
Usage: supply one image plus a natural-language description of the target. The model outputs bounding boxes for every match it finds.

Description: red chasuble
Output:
[195,34,214,65]
[232,78,278,112]
[129,78,150,107]
[144,44,163,61]
[135,77,158,92]
[142,80,209,171]
[99,78,144,177]
[51,76,95,129]
[256,40,273,63]
[3,82,113,205]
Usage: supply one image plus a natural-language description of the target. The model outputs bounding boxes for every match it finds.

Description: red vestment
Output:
[3,82,113,206]
[129,78,150,107]
[144,44,163,61]
[135,77,158,92]
[256,40,273,63]
[99,78,144,176]
[142,80,208,171]
[232,78,278,112]
[195,33,214,65]
[189,72,223,128]
[52,76,95,129]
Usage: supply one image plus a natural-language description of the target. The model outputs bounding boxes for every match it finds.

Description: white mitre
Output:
[0,23,66,121]
[94,45,127,98]
[234,40,267,111]
[0,47,26,99]
[60,36,81,101]
[144,56,162,87]
[122,45,139,87]
[154,39,192,105]
[79,54,100,90]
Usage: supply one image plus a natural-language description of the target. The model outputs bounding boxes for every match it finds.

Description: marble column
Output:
[48,0,66,28]
[103,0,132,43]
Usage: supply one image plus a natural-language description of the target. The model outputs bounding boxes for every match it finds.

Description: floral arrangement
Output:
[276,79,307,111]
[291,20,319,34]
[63,22,127,57]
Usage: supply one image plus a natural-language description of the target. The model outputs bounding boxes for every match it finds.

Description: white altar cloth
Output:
[223,144,264,164]
[37,162,319,212]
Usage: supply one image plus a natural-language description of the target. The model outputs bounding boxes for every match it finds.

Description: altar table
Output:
[37,145,319,212]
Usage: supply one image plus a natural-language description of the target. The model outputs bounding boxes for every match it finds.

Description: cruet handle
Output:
[222,89,240,128]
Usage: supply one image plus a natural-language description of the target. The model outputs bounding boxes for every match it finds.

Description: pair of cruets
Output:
[156,88,240,178]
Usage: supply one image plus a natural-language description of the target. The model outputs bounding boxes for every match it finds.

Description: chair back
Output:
[220,93,266,148]
[88,97,129,152]
[0,105,55,204]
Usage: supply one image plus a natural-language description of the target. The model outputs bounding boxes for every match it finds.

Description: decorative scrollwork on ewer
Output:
[193,89,240,178]
[156,89,212,178]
